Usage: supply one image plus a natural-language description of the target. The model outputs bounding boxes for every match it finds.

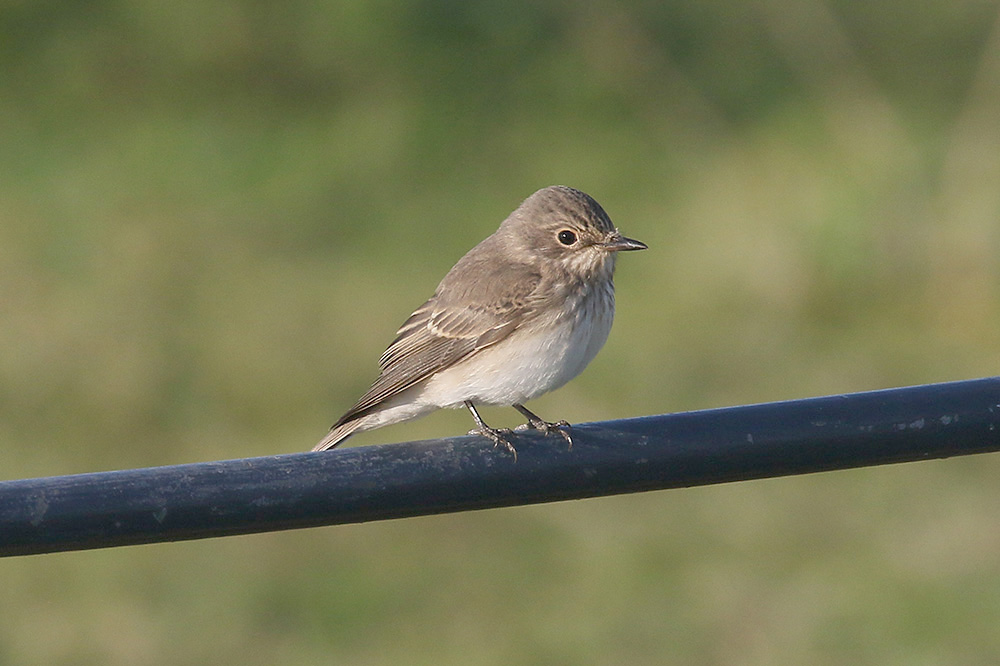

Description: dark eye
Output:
[557,229,577,246]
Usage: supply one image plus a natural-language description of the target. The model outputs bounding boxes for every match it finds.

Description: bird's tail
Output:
[312,418,365,451]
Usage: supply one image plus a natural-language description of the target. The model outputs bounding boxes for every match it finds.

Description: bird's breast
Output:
[418,279,616,408]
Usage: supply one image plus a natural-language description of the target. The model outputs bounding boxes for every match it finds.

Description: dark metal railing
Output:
[2,377,999,557]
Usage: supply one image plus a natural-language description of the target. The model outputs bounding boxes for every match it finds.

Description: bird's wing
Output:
[333,260,543,426]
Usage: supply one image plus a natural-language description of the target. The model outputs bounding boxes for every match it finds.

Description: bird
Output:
[312,185,646,459]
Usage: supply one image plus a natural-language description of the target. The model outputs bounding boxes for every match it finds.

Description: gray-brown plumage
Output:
[313,185,646,456]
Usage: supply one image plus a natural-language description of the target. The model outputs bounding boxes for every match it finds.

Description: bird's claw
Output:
[469,426,518,462]
[515,418,573,449]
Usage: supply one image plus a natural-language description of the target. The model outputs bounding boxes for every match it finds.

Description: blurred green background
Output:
[3,0,1000,663]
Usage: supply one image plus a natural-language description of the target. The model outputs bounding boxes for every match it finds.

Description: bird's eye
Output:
[557,229,577,246]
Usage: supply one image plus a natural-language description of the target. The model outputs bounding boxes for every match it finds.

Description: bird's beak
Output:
[602,231,648,252]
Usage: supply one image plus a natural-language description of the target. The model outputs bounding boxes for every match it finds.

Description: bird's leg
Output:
[464,401,517,461]
[512,403,573,449]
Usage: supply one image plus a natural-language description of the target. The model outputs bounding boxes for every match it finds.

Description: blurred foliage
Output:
[2,0,1000,663]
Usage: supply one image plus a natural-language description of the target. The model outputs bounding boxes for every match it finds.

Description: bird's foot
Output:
[513,405,573,450]
[464,402,519,461]
[468,425,518,462]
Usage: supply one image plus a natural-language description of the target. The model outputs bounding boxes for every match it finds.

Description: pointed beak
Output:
[602,231,648,252]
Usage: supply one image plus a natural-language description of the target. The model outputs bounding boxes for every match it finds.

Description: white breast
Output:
[418,281,616,408]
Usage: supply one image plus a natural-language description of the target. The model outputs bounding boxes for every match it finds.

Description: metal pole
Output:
[2,377,999,557]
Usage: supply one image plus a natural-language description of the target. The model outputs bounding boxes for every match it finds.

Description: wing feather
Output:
[334,257,542,426]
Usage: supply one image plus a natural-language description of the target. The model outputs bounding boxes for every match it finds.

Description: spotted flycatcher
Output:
[313,185,646,457]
